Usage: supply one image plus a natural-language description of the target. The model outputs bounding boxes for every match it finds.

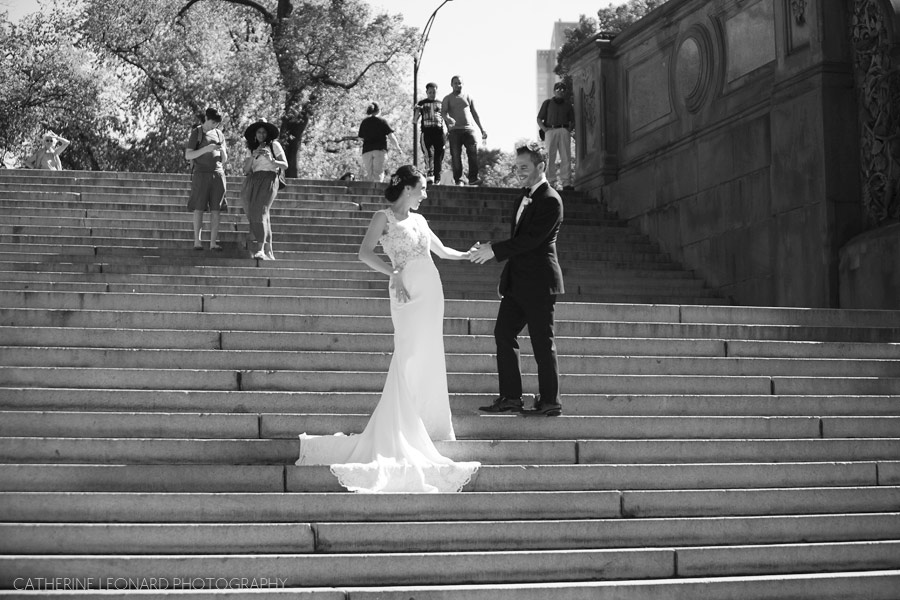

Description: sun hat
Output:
[243,119,279,143]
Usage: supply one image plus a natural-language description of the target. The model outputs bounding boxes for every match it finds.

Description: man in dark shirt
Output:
[537,82,576,191]
[414,82,446,184]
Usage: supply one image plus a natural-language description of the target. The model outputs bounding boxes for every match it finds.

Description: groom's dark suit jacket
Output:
[491,181,564,297]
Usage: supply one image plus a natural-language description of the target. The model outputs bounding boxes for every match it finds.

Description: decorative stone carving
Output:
[579,71,598,154]
[790,0,808,25]
[850,0,900,226]
[786,0,811,52]
[673,24,714,113]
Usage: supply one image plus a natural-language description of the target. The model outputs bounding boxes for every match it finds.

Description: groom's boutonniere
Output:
[521,197,532,208]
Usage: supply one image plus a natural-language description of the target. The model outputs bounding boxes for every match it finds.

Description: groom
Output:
[469,142,564,416]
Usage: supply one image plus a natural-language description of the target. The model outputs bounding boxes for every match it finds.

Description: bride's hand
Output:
[390,270,410,304]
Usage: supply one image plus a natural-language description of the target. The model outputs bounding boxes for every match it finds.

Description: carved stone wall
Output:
[850,0,900,226]
[567,0,862,307]
[840,0,900,308]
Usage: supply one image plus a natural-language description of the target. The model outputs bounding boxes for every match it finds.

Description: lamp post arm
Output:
[412,0,453,168]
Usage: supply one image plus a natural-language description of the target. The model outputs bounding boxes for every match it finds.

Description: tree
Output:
[476,147,517,189]
[298,77,414,180]
[177,0,417,178]
[79,0,281,173]
[0,4,125,169]
[595,0,669,33]
[555,0,670,79]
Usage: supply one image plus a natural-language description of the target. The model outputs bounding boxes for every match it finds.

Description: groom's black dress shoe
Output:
[479,396,524,413]
[521,399,563,417]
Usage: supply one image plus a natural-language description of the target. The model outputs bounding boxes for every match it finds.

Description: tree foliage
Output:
[555,0,670,79]
[176,0,417,177]
[0,3,125,169]
[79,0,282,173]
[2,0,417,177]
[476,147,517,189]
[596,0,669,33]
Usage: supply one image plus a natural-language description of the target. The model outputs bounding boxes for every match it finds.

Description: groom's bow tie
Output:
[521,187,532,198]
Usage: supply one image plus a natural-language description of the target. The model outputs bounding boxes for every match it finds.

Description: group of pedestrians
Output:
[360,75,489,186]
[361,74,575,191]
[184,108,287,260]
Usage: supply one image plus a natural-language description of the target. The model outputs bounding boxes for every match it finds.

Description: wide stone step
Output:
[0,438,574,466]
[0,281,396,298]
[0,461,890,492]
[0,247,679,269]
[4,513,899,555]
[0,573,899,600]
[6,347,895,378]
[273,414,900,441]
[5,306,899,343]
[2,215,636,242]
[0,283,719,304]
[0,327,732,356]
[0,195,361,214]
[0,490,618,522]
[0,549,672,588]
[0,411,834,440]
[3,541,900,587]
[2,214,629,242]
[328,572,900,600]
[11,326,895,358]
[3,487,899,522]
[0,199,611,225]
[0,264,702,285]
[0,190,606,217]
[0,232,658,257]
[0,255,688,278]
[3,290,897,326]
[1,255,698,280]
[2,388,899,417]
[3,436,899,465]
[12,365,899,395]
[0,279,716,301]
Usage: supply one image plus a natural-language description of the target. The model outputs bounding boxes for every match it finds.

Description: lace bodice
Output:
[379,209,431,269]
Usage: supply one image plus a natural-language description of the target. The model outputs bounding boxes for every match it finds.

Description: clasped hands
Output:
[468,242,494,265]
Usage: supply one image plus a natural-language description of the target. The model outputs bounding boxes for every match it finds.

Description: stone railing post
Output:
[567,35,617,198]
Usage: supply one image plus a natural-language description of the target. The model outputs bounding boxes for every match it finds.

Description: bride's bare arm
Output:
[429,230,471,261]
[358,212,392,275]
[359,212,410,302]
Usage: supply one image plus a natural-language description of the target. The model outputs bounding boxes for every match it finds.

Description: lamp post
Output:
[413,0,454,168]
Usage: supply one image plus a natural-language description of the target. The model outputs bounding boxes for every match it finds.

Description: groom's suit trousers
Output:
[494,290,559,403]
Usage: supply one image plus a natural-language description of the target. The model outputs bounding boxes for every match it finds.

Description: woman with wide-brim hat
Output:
[241,118,288,260]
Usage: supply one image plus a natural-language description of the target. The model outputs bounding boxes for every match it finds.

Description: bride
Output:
[296,165,480,493]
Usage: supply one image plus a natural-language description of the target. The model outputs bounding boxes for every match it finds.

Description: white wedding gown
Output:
[296,209,480,493]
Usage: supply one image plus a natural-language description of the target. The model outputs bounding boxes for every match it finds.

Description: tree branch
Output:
[177,0,276,25]
[319,49,402,90]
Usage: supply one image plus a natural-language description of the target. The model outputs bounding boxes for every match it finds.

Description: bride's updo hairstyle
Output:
[384,165,424,203]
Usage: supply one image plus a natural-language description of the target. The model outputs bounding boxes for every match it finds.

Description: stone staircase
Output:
[0,169,899,598]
